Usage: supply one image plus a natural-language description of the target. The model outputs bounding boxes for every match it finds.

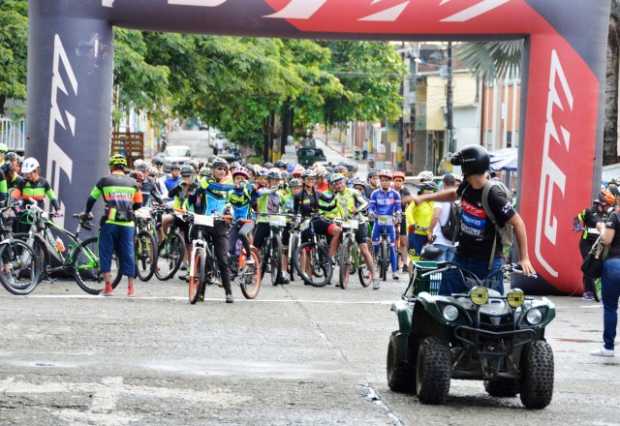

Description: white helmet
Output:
[22,157,40,174]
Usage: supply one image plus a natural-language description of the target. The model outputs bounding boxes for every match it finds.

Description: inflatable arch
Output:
[27,0,611,293]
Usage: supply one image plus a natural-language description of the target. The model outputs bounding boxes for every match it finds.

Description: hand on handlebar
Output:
[518,258,536,277]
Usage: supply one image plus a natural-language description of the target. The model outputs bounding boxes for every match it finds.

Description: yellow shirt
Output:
[405,201,435,236]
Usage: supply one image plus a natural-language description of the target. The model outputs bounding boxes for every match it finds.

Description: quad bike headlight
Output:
[526,308,543,325]
[442,305,459,322]
[507,288,525,309]
[470,286,489,306]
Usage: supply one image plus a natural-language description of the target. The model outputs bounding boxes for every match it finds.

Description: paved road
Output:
[0,272,618,426]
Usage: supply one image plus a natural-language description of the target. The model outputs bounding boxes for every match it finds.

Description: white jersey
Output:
[433,202,455,248]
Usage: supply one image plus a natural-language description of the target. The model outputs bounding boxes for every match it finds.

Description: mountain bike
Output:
[257,213,292,286]
[292,215,333,287]
[229,219,262,299]
[335,214,370,289]
[0,205,39,295]
[155,207,186,281]
[373,214,399,281]
[134,207,157,282]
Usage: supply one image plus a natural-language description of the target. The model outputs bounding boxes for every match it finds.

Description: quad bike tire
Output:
[484,378,519,398]
[520,340,554,409]
[415,336,451,405]
[386,333,416,393]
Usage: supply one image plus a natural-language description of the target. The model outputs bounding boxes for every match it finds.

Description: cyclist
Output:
[329,173,376,288]
[393,171,413,272]
[12,158,60,212]
[164,163,182,193]
[366,170,380,198]
[80,154,143,296]
[405,181,438,261]
[369,170,402,283]
[131,161,163,207]
[2,152,22,191]
[188,157,235,303]
[315,167,330,193]
[411,145,535,295]
[228,167,254,261]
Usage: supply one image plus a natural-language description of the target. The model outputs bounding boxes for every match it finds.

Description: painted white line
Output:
[20,294,396,305]
[441,0,511,22]
[359,1,410,22]
[580,304,603,309]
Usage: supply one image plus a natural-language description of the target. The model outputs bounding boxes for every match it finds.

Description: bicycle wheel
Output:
[294,241,332,287]
[72,237,121,295]
[135,231,157,282]
[270,236,282,286]
[189,248,206,305]
[338,237,353,290]
[31,238,47,284]
[0,240,39,295]
[155,231,184,281]
[380,239,389,281]
[288,233,299,282]
[354,244,371,288]
[239,247,262,299]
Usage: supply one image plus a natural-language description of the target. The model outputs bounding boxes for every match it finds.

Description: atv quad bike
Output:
[387,250,555,409]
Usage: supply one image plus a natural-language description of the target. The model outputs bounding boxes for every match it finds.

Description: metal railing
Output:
[0,117,26,151]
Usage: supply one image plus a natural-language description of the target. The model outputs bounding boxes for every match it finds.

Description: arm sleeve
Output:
[488,186,516,226]
[0,177,8,204]
[132,186,143,210]
[354,190,368,212]
[85,182,103,213]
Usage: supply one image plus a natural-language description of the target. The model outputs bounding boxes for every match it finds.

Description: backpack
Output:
[440,202,461,243]
[480,180,514,269]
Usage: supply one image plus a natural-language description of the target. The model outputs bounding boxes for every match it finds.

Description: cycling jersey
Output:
[164,175,181,192]
[254,187,280,224]
[318,190,338,220]
[229,184,253,220]
[190,178,234,215]
[14,177,60,210]
[139,177,163,207]
[168,181,197,210]
[369,189,401,220]
[0,169,8,206]
[279,187,295,213]
[294,189,320,217]
[86,173,143,227]
[333,187,368,219]
[405,200,435,236]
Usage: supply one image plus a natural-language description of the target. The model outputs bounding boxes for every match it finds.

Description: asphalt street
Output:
[0,272,618,426]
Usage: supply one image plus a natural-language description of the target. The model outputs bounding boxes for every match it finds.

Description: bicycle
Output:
[229,219,262,299]
[134,207,158,282]
[187,212,231,304]
[292,214,333,287]
[335,214,370,289]
[372,213,399,282]
[154,207,186,281]
[17,205,121,295]
[257,213,292,286]
[0,205,39,295]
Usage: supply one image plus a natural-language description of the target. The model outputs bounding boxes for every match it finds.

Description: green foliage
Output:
[0,0,28,112]
[457,41,523,81]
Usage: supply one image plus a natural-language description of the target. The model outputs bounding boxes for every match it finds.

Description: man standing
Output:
[432,173,459,262]
[81,154,143,297]
[393,171,412,272]
[412,145,534,295]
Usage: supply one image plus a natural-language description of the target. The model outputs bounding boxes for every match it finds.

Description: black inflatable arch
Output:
[27,0,610,293]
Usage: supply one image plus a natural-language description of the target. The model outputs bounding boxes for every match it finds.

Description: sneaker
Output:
[591,347,615,357]
[102,282,113,297]
[276,276,290,285]
[392,274,400,281]
[401,265,409,274]
[582,291,595,301]
[372,279,380,290]
[127,284,135,297]
[225,293,234,304]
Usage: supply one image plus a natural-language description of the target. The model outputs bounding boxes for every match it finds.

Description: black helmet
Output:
[451,145,490,177]
[152,154,165,166]
[211,157,229,170]
[180,164,194,177]
[274,160,287,169]
[417,181,439,194]
[264,162,274,169]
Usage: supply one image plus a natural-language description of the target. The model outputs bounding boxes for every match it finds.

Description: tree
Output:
[604,0,620,165]
[0,0,28,116]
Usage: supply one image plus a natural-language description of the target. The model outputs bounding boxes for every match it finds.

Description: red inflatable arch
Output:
[27,0,611,293]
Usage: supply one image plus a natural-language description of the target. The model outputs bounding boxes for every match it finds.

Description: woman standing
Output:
[592,197,620,357]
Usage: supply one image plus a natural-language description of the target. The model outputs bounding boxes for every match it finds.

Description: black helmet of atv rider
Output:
[451,145,490,177]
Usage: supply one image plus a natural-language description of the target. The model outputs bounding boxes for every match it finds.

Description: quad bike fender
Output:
[390,301,413,334]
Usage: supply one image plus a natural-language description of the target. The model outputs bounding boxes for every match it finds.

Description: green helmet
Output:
[109,154,128,168]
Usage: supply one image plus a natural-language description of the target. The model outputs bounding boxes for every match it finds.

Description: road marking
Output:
[20,294,397,305]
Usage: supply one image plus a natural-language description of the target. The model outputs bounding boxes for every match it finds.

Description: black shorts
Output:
[355,224,369,245]
[254,222,270,249]
[302,216,334,242]
[174,216,190,244]
[189,220,229,241]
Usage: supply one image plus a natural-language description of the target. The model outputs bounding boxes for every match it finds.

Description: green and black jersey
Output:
[13,177,59,210]
[86,173,143,227]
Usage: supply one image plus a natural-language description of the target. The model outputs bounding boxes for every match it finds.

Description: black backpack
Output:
[440,202,461,243]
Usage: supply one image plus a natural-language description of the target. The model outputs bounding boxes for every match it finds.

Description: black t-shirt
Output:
[605,212,620,258]
[456,182,516,260]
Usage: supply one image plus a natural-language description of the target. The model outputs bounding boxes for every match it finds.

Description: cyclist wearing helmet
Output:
[132,164,163,207]
[393,171,412,272]
[330,173,376,287]
[164,163,182,193]
[228,167,254,261]
[367,171,380,198]
[405,181,438,261]
[315,167,329,193]
[188,157,236,303]
[12,157,60,211]
[80,154,142,296]
[291,165,304,179]
[369,170,402,284]
[412,145,534,295]
[2,152,22,191]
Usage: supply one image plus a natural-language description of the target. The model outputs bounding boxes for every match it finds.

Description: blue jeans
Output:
[602,258,620,350]
[434,244,456,263]
[99,223,136,277]
[439,255,504,296]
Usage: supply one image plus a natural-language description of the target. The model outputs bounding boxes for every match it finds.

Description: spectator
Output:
[432,173,459,262]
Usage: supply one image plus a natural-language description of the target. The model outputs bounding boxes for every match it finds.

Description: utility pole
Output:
[446,41,456,155]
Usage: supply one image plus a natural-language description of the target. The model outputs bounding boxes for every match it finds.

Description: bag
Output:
[480,180,514,269]
[581,236,609,279]
[440,202,461,243]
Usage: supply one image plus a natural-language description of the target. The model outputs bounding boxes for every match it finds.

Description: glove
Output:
[79,212,93,222]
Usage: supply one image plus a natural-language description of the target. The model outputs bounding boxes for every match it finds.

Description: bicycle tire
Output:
[338,237,352,290]
[135,231,157,282]
[239,247,262,299]
[270,236,282,286]
[72,237,122,295]
[380,239,389,281]
[189,249,206,305]
[0,240,39,296]
[355,244,371,288]
[288,233,299,282]
[155,231,184,281]
[294,241,332,287]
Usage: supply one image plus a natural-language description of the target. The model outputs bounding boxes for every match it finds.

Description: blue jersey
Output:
[229,184,253,220]
[190,179,234,215]
[164,175,181,192]
[369,188,402,217]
